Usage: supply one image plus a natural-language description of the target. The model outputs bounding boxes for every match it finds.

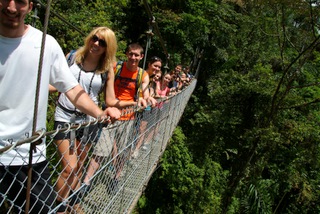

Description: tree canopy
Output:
[30,0,320,213]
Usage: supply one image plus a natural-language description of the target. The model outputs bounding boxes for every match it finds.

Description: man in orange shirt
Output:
[111,43,157,180]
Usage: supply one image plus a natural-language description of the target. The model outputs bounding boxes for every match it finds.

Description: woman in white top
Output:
[52,26,119,213]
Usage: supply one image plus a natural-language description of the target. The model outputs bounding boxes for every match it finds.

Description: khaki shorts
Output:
[93,120,135,157]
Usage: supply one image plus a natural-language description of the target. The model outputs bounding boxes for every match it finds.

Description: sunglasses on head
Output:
[150,56,162,63]
[91,35,107,47]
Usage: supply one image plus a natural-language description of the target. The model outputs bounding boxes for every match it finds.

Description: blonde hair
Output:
[75,27,117,74]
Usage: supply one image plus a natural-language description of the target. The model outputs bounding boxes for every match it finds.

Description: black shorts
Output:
[0,161,56,214]
[54,121,101,144]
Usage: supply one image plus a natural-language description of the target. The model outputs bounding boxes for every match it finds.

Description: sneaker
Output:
[141,145,148,151]
[131,150,139,159]
[128,161,137,169]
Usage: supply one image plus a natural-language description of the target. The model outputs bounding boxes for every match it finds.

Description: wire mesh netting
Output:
[0,80,196,214]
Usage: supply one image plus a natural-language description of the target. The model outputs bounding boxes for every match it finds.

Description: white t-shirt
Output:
[0,25,78,166]
[55,63,103,123]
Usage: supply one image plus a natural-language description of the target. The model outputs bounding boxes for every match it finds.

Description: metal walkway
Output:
[0,79,196,214]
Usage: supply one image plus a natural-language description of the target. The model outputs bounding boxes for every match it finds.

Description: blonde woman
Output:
[52,27,120,213]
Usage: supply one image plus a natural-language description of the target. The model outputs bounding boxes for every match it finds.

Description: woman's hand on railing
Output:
[104,107,121,123]
[146,97,157,107]
[138,97,148,109]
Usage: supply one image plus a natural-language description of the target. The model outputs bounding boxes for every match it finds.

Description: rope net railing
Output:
[0,79,197,214]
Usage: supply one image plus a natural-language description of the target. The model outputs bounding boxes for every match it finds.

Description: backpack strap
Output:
[97,72,108,107]
[115,61,124,79]
[135,67,145,100]
[99,72,108,95]
[67,50,76,67]
[137,67,144,88]
[101,72,108,88]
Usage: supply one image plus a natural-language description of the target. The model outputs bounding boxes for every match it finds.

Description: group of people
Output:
[147,59,193,99]
[0,0,193,213]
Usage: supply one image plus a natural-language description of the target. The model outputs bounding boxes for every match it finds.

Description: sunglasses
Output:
[150,56,162,63]
[91,35,107,47]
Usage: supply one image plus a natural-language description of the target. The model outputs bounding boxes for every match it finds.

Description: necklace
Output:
[77,63,96,95]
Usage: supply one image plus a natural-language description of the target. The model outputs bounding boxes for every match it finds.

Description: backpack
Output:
[114,61,145,101]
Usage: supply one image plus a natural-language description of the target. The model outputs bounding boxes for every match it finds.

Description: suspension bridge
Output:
[0,0,201,213]
[57,80,197,214]
[0,80,198,214]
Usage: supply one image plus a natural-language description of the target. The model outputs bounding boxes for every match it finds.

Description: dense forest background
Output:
[31,0,320,213]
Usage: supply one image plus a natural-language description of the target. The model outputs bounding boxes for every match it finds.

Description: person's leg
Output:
[83,155,102,185]
[68,123,99,210]
[76,123,99,182]
[0,165,27,214]
[145,107,157,143]
[111,121,128,180]
[55,139,78,201]
[112,140,120,179]
[114,120,135,180]
[0,162,56,214]
[74,140,89,186]
[132,120,147,158]
[54,139,79,214]
[29,161,56,213]
[84,122,115,180]
[153,107,161,139]
[69,140,91,205]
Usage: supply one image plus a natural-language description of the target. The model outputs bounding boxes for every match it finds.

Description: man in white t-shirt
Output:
[0,0,121,213]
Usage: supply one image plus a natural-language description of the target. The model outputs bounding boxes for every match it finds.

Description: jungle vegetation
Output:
[32,0,320,213]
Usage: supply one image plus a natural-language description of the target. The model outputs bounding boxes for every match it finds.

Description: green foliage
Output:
[241,181,274,214]
[33,0,320,213]
[47,0,116,52]
[138,127,225,213]
[179,0,320,213]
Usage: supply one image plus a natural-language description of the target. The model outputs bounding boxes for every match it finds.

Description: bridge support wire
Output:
[143,0,170,72]
[0,79,197,214]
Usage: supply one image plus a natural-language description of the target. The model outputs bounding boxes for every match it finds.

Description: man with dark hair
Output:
[111,43,157,181]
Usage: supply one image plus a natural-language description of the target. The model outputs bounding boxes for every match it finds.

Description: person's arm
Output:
[49,84,58,93]
[141,75,157,107]
[65,84,120,120]
[104,107,122,123]
[146,94,157,107]
[177,80,183,91]
[141,74,150,99]
[166,87,171,96]
[149,86,155,98]
[154,80,161,98]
